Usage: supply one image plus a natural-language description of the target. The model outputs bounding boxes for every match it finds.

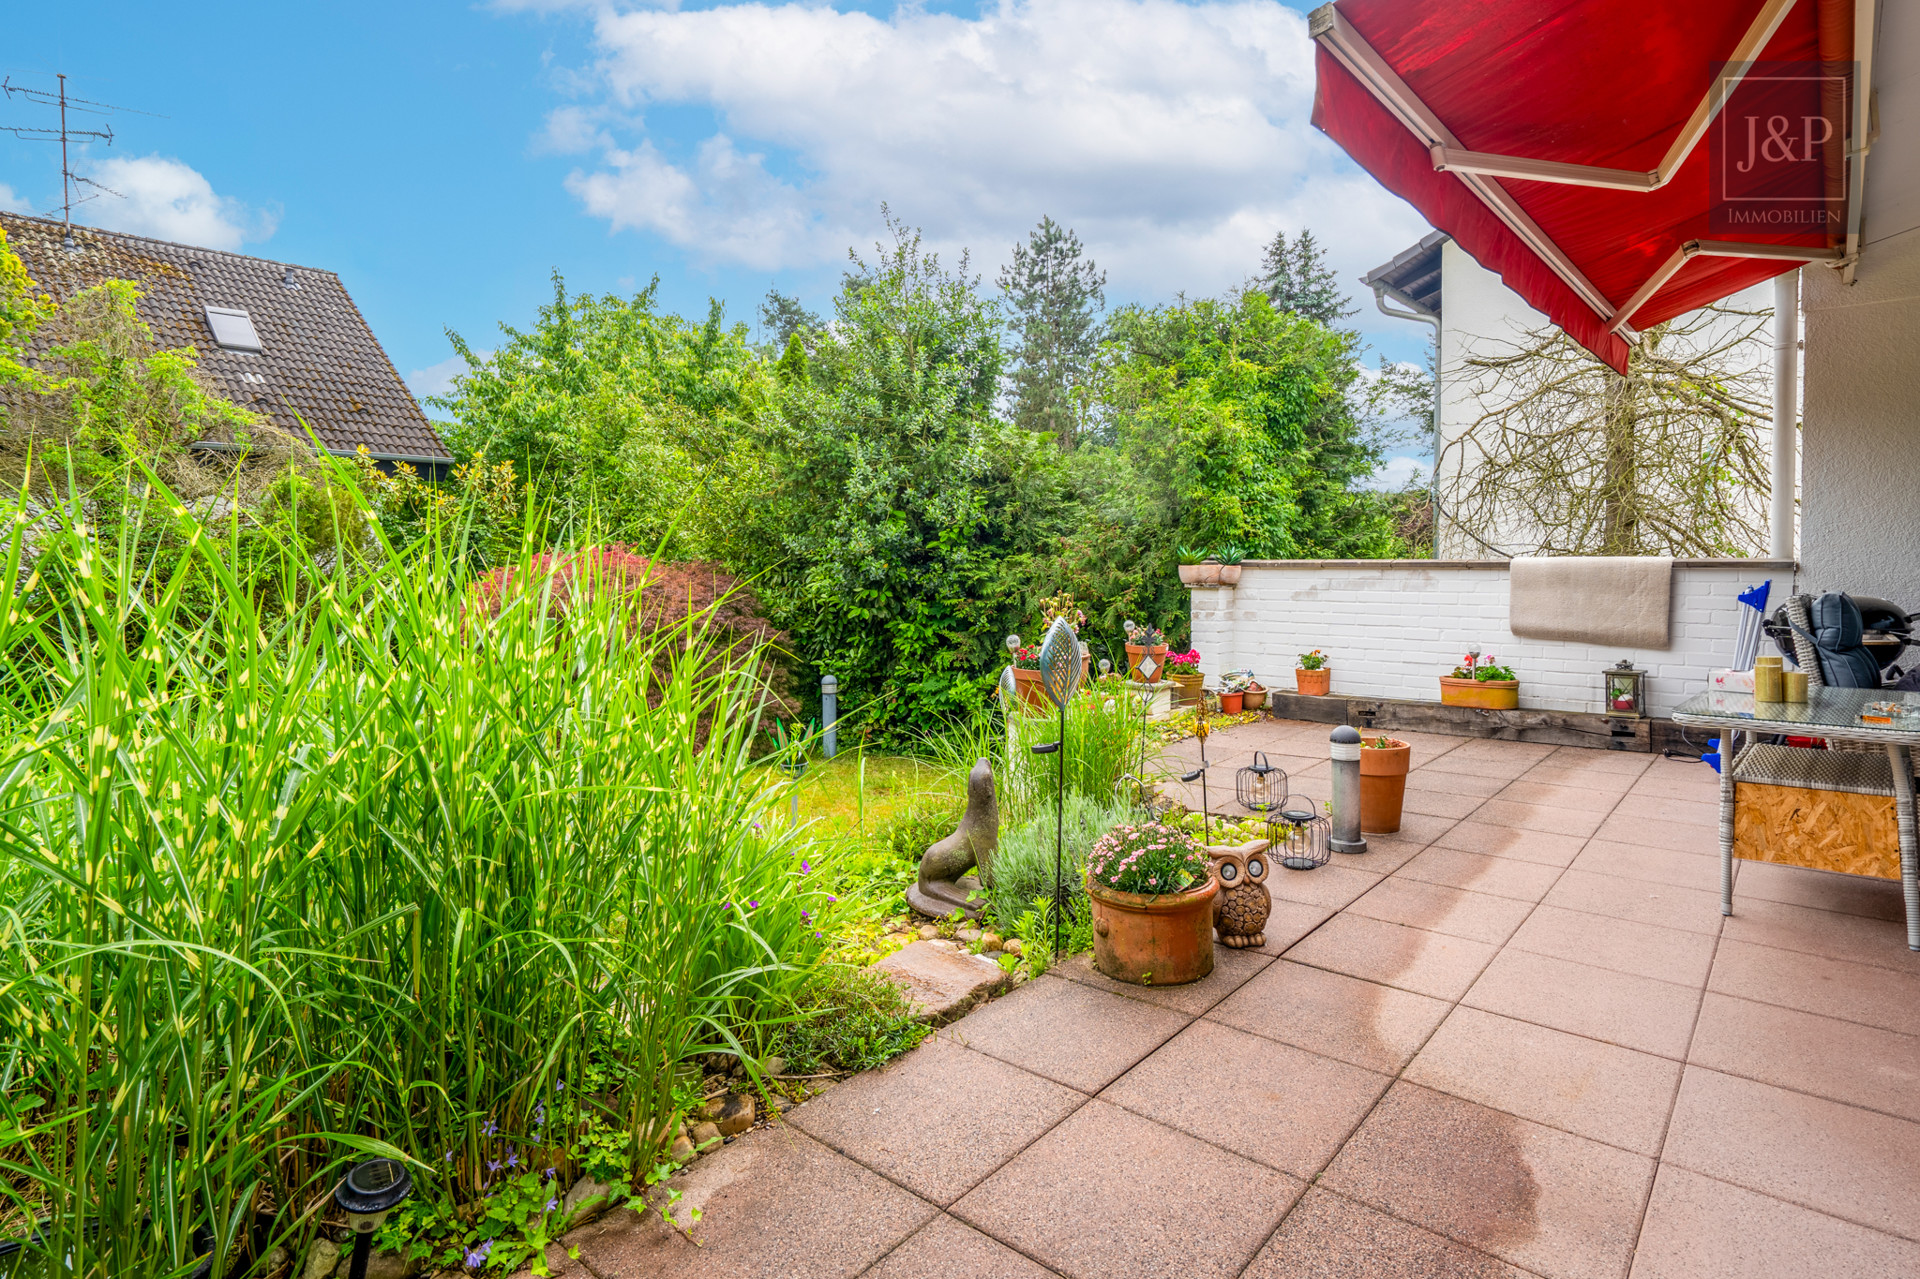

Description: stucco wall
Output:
[1188,559,1796,719]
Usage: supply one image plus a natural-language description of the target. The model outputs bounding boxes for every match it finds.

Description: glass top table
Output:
[1673,684,1920,951]
[1671,686,1920,746]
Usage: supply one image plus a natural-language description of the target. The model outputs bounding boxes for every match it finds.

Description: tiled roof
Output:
[1362,230,1448,320]
[2,212,450,463]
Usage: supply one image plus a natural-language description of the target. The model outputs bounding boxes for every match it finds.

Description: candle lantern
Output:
[1236,751,1288,813]
[1267,797,1331,871]
[1603,659,1646,717]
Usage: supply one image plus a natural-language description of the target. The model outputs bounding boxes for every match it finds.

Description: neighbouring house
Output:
[1,211,452,476]
[1362,231,1777,560]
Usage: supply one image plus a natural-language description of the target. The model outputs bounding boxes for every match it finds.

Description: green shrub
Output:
[989,792,1131,932]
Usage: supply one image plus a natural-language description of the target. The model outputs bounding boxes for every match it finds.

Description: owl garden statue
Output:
[1207,839,1272,948]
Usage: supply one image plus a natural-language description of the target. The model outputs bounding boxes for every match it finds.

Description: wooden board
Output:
[1733,781,1902,880]
[1261,692,1652,752]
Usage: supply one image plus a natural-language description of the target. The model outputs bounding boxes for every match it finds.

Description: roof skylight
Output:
[204,306,262,353]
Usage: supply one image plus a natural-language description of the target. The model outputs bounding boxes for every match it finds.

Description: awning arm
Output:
[1312,0,1797,193]
[1608,239,1845,335]
[1309,3,1621,325]
[1842,0,1876,282]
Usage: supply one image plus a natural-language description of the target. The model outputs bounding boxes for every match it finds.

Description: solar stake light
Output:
[1269,797,1332,870]
[335,1157,412,1279]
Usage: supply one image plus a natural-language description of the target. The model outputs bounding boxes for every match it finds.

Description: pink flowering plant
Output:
[1166,648,1201,669]
[1086,821,1211,896]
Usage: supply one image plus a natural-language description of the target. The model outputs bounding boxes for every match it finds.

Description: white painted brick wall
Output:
[1189,560,1797,718]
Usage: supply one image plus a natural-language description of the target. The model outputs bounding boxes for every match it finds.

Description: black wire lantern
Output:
[1236,751,1288,813]
[1268,795,1332,870]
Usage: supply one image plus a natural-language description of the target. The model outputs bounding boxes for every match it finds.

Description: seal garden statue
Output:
[908,758,998,919]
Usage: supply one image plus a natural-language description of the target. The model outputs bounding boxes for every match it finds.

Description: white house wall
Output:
[1799,1,1920,610]
[1189,559,1795,720]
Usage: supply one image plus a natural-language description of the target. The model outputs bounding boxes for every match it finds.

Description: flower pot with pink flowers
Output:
[1439,650,1519,709]
[1166,648,1203,705]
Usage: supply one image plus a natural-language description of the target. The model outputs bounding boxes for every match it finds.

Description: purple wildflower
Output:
[826,894,838,902]
[544,1167,556,1180]
[481,1118,497,1137]
[463,1239,494,1269]
[748,899,759,909]
[544,1197,559,1212]
[486,1159,501,1174]
[800,860,811,874]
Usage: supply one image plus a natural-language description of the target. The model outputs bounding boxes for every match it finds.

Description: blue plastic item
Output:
[1702,738,1722,774]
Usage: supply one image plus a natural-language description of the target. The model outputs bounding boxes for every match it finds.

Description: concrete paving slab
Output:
[1464,948,1703,1059]
[1287,912,1499,1001]
[786,1035,1085,1206]
[575,1124,934,1279]
[1346,878,1535,946]
[1492,780,1625,812]
[1207,958,1449,1075]
[1663,1066,1920,1242]
[1687,992,1920,1123]
[1244,1188,1535,1279]
[951,1100,1304,1279]
[1406,1005,1683,1155]
[1719,897,1920,974]
[1434,821,1588,867]
[1541,868,1724,935]
[937,975,1189,1093]
[1569,840,1721,891]
[1101,1018,1391,1177]
[1507,905,1717,987]
[1051,945,1271,1016]
[1592,812,1717,855]
[1472,799,1608,839]
[1628,1164,1920,1279]
[1728,858,1907,922]
[1322,1082,1655,1279]
[1707,936,1920,1036]
[862,1213,1061,1279]
[1395,846,1564,902]
[870,941,1010,1024]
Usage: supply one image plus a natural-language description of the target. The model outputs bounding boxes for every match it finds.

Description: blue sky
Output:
[3,0,1435,482]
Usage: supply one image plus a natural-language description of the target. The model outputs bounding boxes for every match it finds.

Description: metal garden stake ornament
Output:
[1033,615,1083,957]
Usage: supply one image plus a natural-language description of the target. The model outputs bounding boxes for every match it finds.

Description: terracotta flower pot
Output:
[1439,676,1519,709]
[1178,563,1221,587]
[1243,683,1267,710]
[1087,870,1218,986]
[1011,666,1048,707]
[1125,642,1169,683]
[1358,737,1411,833]
[1219,691,1245,714]
[1217,565,1242,586]
[1296,667,1331,697]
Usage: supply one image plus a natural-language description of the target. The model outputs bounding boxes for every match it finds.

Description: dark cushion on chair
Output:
[1810,593,1884,688]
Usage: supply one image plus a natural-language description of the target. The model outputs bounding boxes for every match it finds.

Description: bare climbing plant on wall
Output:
[1441,301,1774,556]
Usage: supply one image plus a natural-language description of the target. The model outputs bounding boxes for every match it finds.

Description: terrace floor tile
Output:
[786,1035,1085,1206]
[1101,1018,1390,1178]
[1728,858,1907,922]
[1463,948,1703,1059]
[1331,836,1428,874]
[1593,811,1718,854]
[1707,936,1920,1036]
[1472,798,1607,839]
[1378,810,1461,845]
[1345,877,1535,946]
[1569,840,1721,891]
[1207,958,1453,1075]
[1627,1164,1920,1279]
[1406,767,1512,798]
[1611,794,1720,828]
[938,975,1189,1093]
[1264,861,1385,911]
[1051,945,1271,1017]
[1507,904,1718,987]
[1285,911,1499,1001]
[1492,780,1624,812]
[1395,846,1565,902]
[951,1100,1304,1279]
[1321,1082,1656,1279]
[1538,745,1658,775]
[1516,764,1639,794]
[1402,787,1486,820]
[1541,868,1724,935]
[1404,1005,1683,1155]
[582,1124,936,1279]
[1434,820,1588,867]
[863,1214,1062,1279]
[1243,1187,1534,1279]
[1245,897,1337,956]
[1687,992,1920,1123]
[1662,1066,1920,1242]
[1719,897,1920,974]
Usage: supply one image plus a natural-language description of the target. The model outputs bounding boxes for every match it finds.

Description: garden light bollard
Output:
[821,674,838,759]
[1329,725,1368,855]
[335,1158,412,1279]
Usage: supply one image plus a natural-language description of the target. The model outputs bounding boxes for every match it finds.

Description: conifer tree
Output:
[1259,228,1355,327]
[998,216,1106,449]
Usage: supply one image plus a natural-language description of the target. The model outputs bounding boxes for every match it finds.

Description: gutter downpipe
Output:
[1770,270,1799,562]
[1371,283,1442,555]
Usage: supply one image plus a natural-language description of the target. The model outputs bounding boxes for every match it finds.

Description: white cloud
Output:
[546,0,1430,305]
[406,352,489,403]
[80,155,276,252]
[1358,453,1428,492]
[0,184,31,214]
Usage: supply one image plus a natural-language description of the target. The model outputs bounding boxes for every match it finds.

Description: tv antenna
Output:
[2,73,163,236]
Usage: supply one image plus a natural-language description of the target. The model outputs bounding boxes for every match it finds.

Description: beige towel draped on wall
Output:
[1508,557,1673,648]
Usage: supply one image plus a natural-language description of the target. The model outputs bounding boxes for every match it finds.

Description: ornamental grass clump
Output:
[1086,822,1211,897]
[0,466,836,1279]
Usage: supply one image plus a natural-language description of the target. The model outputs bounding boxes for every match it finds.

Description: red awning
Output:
[1312,0,1863,372]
